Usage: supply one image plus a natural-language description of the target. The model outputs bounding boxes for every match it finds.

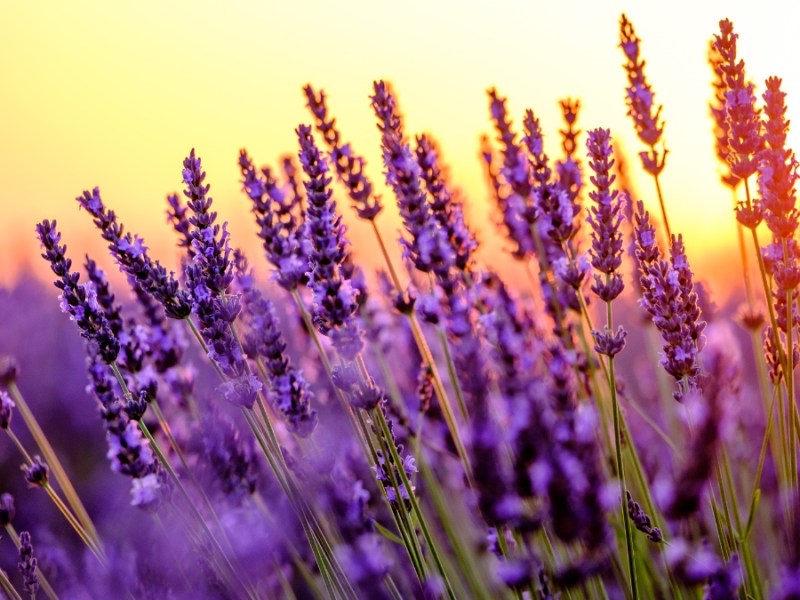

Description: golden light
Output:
[2,1,799,303]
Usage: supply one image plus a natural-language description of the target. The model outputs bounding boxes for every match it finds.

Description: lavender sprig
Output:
[297,124,363,360]
[634,202,704,394]
[36,220,120,364]
[18,531,39,596]
[488,89,537,257]
[415,134,477,273]
[372,82,454,277]
[619,13,667,177]
[180,149,260,406]
[304,84,382,220]
[236,258,317,437]
[76,188,192,319]
[239,149,309,291]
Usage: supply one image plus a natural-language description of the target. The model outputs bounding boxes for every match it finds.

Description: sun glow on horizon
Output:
[2,1,800,304]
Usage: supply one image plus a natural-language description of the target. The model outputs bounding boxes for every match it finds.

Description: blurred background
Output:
[2,0,800,295]
[0,1,798,591]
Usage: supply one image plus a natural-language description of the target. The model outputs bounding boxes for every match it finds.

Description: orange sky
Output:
[2,1,799,304]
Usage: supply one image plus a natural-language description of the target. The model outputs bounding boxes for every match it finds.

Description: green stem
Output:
[373,408,457,600]
[611,358,637,599]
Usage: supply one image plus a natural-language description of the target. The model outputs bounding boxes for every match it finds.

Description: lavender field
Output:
[1,14,798,599]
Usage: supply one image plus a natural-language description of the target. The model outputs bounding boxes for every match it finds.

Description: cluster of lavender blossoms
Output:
[5,12,800,600]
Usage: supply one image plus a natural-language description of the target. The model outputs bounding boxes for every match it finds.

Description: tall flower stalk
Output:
[619,13,671,241]
[586,128,636,598]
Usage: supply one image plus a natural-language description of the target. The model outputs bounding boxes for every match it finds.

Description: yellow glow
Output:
[2,1,800,300]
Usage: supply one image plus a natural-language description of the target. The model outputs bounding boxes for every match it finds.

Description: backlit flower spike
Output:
[586,128,625,300]
[586,129,627,357]
[371,80,404,146]
[182,149,233,296]
[759,77,799,241]
[297,124,363,360]
[557,98,584,206]
[36,220,120,364]
[304,84,382,220]
[166,192,194,257]
[487,88,537,257]
[525,112,575,245]
[619,13,667,176]
[238,149,308,291]
[76,187,192,319]
[372,85,453,276]
[708,40,740,189]
[182,149,257,406]
[18,531,39,596]
[713,19,763,183]
[414,134,477,272]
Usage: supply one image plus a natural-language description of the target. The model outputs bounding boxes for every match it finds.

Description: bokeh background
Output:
[2,0,800,299]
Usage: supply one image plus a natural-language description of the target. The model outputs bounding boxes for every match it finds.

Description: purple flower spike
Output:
[415,134,477,272]
[709,41,740,190]
[76,188,192,319]
[18,531,39,596]
[626,490,662,543]
[236,258,317,437]
[239,149,309,291]
[488,89,537,258]
[759,77,799,241]
[713,19,763,182]
[619,14,667,176]
[297,124,363,360]
[183,149,233,295]
[372,82,454,277]
[180,149,256,403]
[586,128,625,303]
[305,84,382,220]
[634,203,705,390]
[36,220,121,363]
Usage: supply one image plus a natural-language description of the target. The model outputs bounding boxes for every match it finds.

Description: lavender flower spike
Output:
[76,188,192,319]
[18,531,39,596]
[236,257,317,437]
[182,149,259,406]
[587,129,625,302]
[297,124,363,360]
[713,19,763,182]
[304,84,382,220]
[238,149,308,291]
[36,220,121,363]
[619,13,667,177]
[586,129,627,356]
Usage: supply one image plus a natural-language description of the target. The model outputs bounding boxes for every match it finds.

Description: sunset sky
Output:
[2,1,799,301]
